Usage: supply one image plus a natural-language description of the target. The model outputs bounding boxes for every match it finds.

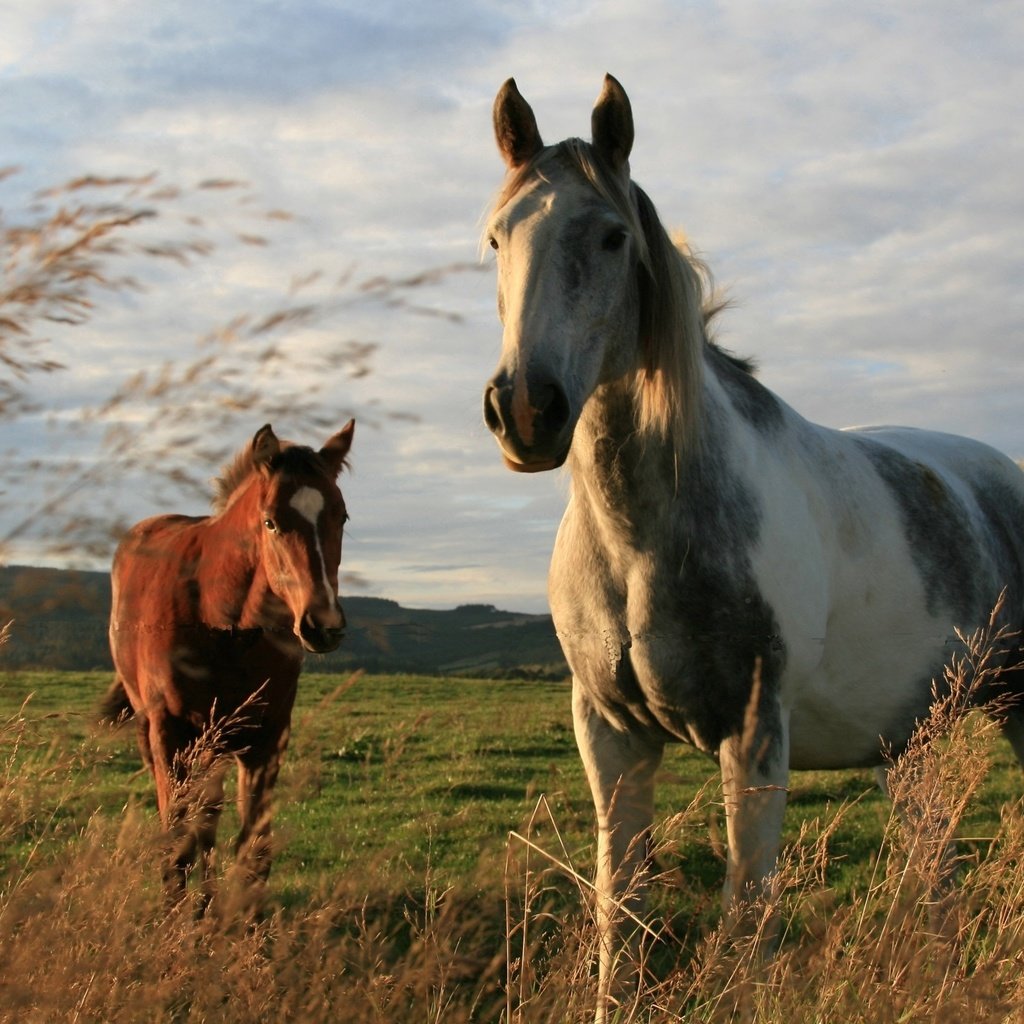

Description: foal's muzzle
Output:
[298,601,346,653]
[483,370,572,472]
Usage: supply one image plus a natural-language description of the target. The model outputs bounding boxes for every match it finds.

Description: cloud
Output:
[2,0,1022,614]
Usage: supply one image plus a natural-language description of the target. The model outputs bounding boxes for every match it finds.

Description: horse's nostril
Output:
[483,384,503,434]
[538,383,570,433]
[299,617,344,653]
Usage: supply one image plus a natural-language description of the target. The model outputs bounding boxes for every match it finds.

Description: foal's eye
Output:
[602,228,628,252]
[488,236,499,251]
[263,518,277,532]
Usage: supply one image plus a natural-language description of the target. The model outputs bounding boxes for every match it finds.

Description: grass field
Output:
[2,666,1024,1021]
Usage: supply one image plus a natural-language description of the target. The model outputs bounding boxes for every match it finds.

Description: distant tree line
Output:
[0,566,568,679]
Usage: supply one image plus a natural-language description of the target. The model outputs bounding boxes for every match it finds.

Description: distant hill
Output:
[0,565,568,679]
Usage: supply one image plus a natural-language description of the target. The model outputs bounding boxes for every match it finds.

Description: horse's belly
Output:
[787,683,933,770]
[785,614,951,770]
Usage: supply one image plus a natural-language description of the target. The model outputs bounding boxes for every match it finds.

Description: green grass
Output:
[3,667,1024,1022]
[2,669,1021,919]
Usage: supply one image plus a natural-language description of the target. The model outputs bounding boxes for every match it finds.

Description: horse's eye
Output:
[263,518,277,532]
[488,236,499,251]
[602,228,627,252]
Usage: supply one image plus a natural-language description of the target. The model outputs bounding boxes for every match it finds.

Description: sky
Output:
[1,1,1022,613]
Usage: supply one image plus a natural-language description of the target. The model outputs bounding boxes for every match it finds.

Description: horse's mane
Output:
[491,139,727,457]
[211,441,332,514]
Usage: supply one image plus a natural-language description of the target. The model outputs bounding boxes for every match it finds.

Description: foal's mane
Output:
[491,139,721,456]
[211,441,332,514]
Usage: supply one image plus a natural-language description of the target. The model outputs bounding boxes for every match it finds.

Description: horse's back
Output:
[113,514,205,569]
[111,514,206,617]
[846,424,1023,494]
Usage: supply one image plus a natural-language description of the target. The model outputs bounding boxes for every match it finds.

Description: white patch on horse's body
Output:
[741,413,972,768]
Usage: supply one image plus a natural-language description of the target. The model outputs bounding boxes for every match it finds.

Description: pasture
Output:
[2,668,1024,1022]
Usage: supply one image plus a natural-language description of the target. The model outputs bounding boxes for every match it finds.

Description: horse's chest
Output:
[551,535,784,755]
[163,628,301,730]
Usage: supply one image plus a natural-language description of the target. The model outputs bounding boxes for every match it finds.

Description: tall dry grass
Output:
[0,702,504,1023]
[3,618,1024,1022]
[0,169,480,570]
[501,610,1024,1023]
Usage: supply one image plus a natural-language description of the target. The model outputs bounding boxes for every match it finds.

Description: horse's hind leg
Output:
[996,647,1024,767]
[999,707,1024,767]
[874,762,959,929]
[135,712,154,773]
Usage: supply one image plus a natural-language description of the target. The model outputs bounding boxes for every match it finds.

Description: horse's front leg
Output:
[234,728,289,914]
[718,708,790,944]
[147,713,198,907]
[194,760,226,915]
[573,679,664,1023]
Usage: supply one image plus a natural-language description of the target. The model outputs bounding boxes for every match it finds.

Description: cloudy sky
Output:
[2,1,1022,613]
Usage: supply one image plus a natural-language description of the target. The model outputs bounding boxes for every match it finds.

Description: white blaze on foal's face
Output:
[289,486,332,595]
[290,485,324,525]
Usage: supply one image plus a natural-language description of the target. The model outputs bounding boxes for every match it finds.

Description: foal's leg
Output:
[193,758,227,914]
[234,727,289,912]
[1001,709,1024,767]
[147,713,200,905]
[135,711,154,772]
[572,680,664,1023]
[718,713,790,943]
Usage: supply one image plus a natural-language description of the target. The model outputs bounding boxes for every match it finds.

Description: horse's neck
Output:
[200,490,281,629]
[569,368,729,546]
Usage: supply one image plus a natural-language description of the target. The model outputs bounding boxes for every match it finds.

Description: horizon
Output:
[0,562,550,617]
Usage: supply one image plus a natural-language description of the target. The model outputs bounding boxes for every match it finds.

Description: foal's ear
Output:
[320,419,355,477]
[251,424,281,473]
[591,73,633,170]
[494,78,543,169]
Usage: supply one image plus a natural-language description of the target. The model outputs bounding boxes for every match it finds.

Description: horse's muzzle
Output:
[483,371,571,471]
[298,604,346,653]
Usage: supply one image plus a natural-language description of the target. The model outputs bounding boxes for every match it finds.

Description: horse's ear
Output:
[320,419,355,477]
[494,78,543,169]
[251,424,280,474]
[591,73,633,170]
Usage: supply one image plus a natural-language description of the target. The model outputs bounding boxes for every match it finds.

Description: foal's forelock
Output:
[212,442,333,514]
[489,139,709,459]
